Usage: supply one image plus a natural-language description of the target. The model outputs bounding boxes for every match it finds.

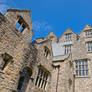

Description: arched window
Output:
[17,67,32,92]
[35,65,50,90]
[44,46,50,59]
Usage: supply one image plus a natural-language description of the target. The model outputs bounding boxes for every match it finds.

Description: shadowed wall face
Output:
[17,67,32,92]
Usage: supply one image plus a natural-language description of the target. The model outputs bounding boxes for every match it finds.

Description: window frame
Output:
[87,42,92,52]
[44,46,50,59]
[0,53,13,71]
[35,66,50,90]
[65,45,71,55]
[75,60,88,77]
[16,16,28,32]
[85,30,92,37]
[65,33,72,41]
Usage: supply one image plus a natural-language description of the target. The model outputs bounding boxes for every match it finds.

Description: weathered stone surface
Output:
[0,8,92,92]
[0,9,53,92]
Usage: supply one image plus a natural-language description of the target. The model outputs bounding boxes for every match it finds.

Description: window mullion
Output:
[18,23,23,31]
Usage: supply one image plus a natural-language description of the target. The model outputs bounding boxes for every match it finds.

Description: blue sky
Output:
[0,0,92,40]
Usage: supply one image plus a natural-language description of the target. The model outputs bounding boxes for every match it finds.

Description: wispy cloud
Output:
[33,21,52,31]
[0,4,9,14]
[32,21,53,39]
[0,0,7,3]
[0,0,10,14]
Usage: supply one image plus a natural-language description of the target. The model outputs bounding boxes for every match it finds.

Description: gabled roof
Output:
[79,24,92,35]
[59,28,76,40]
[83,24,92,31]
[45,31,57,39]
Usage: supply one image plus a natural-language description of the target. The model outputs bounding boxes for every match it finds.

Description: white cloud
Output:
[32,21,53,38]
[32,21,52,32]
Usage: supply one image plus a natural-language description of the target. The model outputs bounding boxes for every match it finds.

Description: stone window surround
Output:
[35,65,50,90]
[16,16,28,32]
[44,46,51,59]
[85,30,92,37]
[86,41,92,52]
[74,59,88,77]
[65,33,72,41]
[64,45,71,55]
[0,52,13,71]
[17,66,32,92]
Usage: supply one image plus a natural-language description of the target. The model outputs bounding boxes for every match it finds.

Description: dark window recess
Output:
[0,53,13,70]
[17,67,32,92]
[44,46,50,58]
[76,35,79,41]
[16,16,28,32]
[17,76,25,90]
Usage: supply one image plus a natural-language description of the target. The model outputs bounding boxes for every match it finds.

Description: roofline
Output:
[36,39,51,44]
[59,27,77,40]
[35,37,44,40]
[79,24,92,35]
[45,30,58,39]
[7,9,31,13]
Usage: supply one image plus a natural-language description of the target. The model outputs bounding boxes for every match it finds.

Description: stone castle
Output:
[0,9,92,92]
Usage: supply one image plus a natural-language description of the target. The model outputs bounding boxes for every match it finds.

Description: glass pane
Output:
[85,61,88,64]
[82,61,84,65]
[82,70,84,76]
[82,65,84,70]
[79,70,81,76]
[79,65,81,70]
[79,62,81,65]
[85,65,88,69]
[86,70,88,75]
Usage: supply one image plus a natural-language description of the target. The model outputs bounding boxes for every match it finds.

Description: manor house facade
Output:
[0,9,92,92]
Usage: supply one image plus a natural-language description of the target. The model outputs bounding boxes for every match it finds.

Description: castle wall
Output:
[0,10,34,92]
